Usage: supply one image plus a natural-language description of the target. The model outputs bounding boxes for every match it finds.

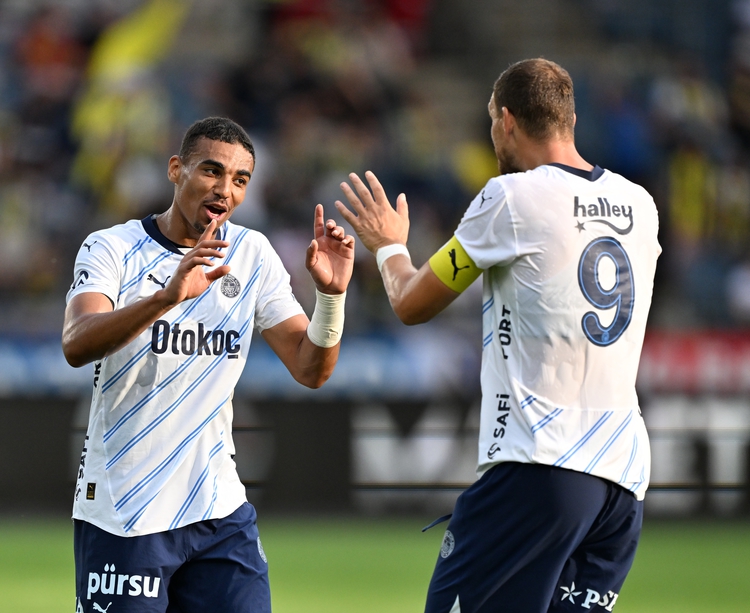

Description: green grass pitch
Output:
[0,516,748,612]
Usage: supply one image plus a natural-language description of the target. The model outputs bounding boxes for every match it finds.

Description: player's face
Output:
[168,137,255,237]
[488,96,522,175]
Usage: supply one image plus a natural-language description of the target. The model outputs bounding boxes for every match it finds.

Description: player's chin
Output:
[194,217,224,235]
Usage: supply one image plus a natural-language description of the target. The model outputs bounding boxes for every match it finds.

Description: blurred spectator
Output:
[70,0,188,221]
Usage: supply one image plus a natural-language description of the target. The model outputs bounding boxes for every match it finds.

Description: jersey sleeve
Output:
[454,177,518,269]
[66,232,123,307]
[252,237,305,332]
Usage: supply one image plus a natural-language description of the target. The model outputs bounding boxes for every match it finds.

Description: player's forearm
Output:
[382,255,453,326]
[291,335,341,388]
[62,291,175,367]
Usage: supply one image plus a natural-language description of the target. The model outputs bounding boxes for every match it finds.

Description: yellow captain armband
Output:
[429,235,483,293]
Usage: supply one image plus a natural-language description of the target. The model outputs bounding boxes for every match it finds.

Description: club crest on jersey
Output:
[221,274,241,298]
[440,530,455,558]
[573,197,633,235]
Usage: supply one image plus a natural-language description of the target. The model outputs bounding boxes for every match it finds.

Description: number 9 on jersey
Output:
[577,237,634,347]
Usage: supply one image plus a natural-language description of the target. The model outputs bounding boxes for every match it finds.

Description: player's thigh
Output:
[166,503,270,613]
[425,463,611,613]
[74,520,178,613]
[547,489,643,613]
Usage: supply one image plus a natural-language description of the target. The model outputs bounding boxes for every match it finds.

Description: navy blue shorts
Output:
[424,462,643,613]
[74,502,270,613]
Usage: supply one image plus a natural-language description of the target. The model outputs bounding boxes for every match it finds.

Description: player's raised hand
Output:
[306,204,355,294]
[161,219,230,305]
[335,170,410,254]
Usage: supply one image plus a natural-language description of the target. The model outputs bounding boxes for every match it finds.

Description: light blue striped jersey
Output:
[455,164,660,500]
[67,216,305,536]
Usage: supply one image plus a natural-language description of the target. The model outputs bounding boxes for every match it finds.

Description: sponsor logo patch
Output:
[559,581,619,610]
[87,563,161,601]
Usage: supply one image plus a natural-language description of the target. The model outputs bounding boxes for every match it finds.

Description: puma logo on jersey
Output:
[93,603,112,612]
[83,241,98,252]
[147,274,171,289]
[573,197,633,235]
[449,249,471,280]
[479,189,492,208]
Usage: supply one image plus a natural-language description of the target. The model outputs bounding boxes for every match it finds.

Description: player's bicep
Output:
[260,313,309,369]
[428,235,483,293]
[64,292,115,327]
[67,292,115,316]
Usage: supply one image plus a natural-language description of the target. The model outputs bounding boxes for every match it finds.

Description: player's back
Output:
[458,164,660,493]
[490,164,659,409]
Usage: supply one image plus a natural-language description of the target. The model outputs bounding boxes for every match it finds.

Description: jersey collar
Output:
[141,214,226,254]
[548,163,605,181]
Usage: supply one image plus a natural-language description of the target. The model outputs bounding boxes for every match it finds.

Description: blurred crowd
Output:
[1,0,750,338]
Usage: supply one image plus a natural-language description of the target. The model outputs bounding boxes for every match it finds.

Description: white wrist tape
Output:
[306,289,346,348]
[376,243,410,273]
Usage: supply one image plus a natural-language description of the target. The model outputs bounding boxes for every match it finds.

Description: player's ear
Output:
[502,106,515,135]
[167,155,182,184]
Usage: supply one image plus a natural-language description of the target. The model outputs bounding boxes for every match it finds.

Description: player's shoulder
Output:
[467,176,507,212]
[80,219,148,254]
[598,168,654,200]
[513,164,654,201]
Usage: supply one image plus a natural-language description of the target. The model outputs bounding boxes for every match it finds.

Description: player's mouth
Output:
[203,202,228,220]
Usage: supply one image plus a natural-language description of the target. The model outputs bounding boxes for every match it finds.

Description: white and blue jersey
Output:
[67,216,304,536]
[455,164,660,500]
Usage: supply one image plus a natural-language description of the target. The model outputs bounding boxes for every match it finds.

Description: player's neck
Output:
[155,206,202,248]
[519,137,592,173]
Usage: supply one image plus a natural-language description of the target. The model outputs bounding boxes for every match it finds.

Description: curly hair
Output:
[179,117,255,161]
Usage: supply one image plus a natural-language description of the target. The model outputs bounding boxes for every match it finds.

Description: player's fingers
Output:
[183,256,219,270]
[205,265,231,282]
[348,173,377,207]
[364,170,388,205]
[189,247,225,261]
[305,239,319,269]
[334,200,359,227]
[326,221,345,239]
[338,183,367,215]
[313,204,325,239]
[396,193,409,220]
[198,219,218,243]
[188,241,228,257]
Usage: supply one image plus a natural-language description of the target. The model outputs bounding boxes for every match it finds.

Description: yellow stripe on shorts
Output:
[429,235,482,293]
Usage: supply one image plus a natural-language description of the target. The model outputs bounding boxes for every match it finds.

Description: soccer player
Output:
[62,117,354,613]
[335,59,660,613]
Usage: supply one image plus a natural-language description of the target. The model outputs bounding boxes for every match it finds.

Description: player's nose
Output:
[214,175,232,198]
